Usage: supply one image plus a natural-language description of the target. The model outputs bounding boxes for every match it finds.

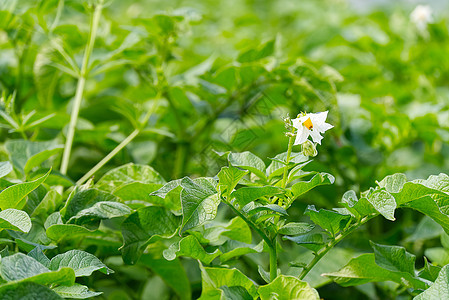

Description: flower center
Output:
[303,118,313,130]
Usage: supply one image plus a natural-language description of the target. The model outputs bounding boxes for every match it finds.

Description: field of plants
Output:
[1,0,449,299]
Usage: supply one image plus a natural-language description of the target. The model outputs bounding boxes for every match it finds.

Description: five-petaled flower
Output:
[292,111,333,145]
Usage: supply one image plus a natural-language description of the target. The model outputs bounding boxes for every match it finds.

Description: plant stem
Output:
[223,197,279,281]
[298,215,374,280]
[223,198,272,245]
[50,0,65,31]
[281,135,295,188]
[77,96,161,185]
[76,128,139,185]
[173,142,187,178]
[60,1,103,175]
[269,240,277,282]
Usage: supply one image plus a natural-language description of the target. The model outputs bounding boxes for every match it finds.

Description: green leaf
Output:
[403,197,449,235]
[199,265,258,299]
[0,253,75,286]
[149,180,183,211]
[28,247,51,268]
[266,152,308,179]
[163,235,221,264]
[219,241,263,263]
[31,190,62,219]
[425,248,449,266]
[414,264,449,300]
[232,186,283,208]
[0,282,62,300]
[220,216,253,244]
[340,190,377,218]
[393,179,449,208]
[370,241,416,275]
[0,169,50,210]
[305,205,351,236]
[52,283,102,299]
[49,250,113,277]
[180,177,219,232]
[5,140,63,175]
[283,233,326,252]
[367,189,396,221]
[237,39,275,63]
[188,216,253,246]
[95,163,165,192]
[0,161,12,178]
[217,166,248,199]
[418,257,441,282]
[9,222,54,251]
[258,275,319,300]
[46,224,102,242]
[247,204,288,217]
[220,286,253,300]
[298,247,359,288]
[291,173,335,199]
[323,253,426,289]
[414,173,449,194]
[258,265,271,284]
[113,182,164,207]
[139,253,191,300]
[61,188,131,226]
[0,209,32,233]
[406,216,443,243]
[120,206,180,264]
[278,222,315,235]
[227,152,267,181]
[377,173,407,193]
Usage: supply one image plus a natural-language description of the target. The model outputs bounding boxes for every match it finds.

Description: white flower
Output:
[292,111,333,145]
[410,5,433,31]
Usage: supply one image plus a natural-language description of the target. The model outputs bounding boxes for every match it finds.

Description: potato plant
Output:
[1,0,449,299]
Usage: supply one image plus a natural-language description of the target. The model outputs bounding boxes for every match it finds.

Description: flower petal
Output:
[292,118,301,129]
[310,111,328,125]
[294,126,310,145]
[315,122,334,133]
[309,128,323,144]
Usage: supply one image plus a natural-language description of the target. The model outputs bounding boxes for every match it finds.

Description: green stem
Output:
[223,197,279,281]
[50,0,64,31]
[60,1,103,175]
[77,97,160,185]
[173,142,187,179]
[298,215,374,280]
[269,240,277,282]
[76,128,139,185]
[281,135,295,188]
[223,198,272,247]
[272,134,294,206]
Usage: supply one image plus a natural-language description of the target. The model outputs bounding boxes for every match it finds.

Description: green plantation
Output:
[1,0,449,299]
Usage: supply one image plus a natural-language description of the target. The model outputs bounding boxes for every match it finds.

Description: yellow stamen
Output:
[303,118,313,130]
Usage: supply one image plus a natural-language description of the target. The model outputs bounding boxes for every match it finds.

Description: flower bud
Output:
[301,140,317,157]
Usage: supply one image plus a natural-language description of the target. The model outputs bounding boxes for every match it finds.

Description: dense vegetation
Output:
[0,0,449,299]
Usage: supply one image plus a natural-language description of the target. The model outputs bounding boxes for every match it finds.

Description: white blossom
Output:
[410,5,433,31]
[292,111,333,145]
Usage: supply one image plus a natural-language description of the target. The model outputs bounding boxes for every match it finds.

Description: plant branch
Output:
[60,1,103,175]
[269,240,277,282]
[298,215,375,280]
[223,196,279,281]
[77,97,161,185]
[281,135,294,189]
[76,128,139,185]
[223,197,273,248]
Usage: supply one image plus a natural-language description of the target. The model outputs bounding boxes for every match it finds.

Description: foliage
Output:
[0,0,449,299]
